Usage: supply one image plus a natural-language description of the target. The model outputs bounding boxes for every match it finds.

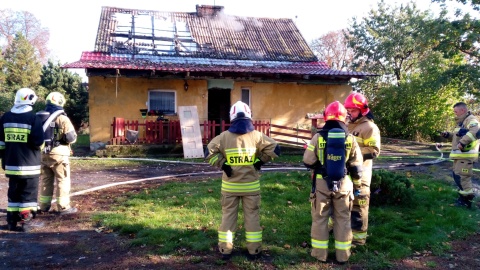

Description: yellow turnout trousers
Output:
[218,193,262,255]
[310,177,353,263]
[39,154,72,211]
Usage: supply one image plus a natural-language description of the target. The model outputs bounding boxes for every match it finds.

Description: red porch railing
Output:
[110,118,272,145]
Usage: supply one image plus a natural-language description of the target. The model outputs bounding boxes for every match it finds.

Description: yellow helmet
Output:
[46,92,66,107]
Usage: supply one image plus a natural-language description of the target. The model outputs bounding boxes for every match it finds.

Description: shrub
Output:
[370,170,414,206]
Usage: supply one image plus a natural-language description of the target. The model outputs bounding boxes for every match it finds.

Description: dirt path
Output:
[0,141,479,269]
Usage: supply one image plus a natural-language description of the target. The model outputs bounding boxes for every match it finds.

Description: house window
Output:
[148,90,176,115]
[241,88,250,106]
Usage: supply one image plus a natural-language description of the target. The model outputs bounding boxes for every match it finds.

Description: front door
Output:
[208,88,231,135]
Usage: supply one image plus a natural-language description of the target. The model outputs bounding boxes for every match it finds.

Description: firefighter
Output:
[38,92,78,214]
[303,101,363,263]
[441,102,479,208]
[0,88,45,231]
[205,101,279,260]
[344,92,381,246]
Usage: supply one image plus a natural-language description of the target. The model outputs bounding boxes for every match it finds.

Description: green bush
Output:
[370,170,415,206]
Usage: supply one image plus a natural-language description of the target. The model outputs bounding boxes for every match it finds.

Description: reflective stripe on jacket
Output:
[347,116,381,186]
[0,111,44,178]
[303,132,363,186]
[49,114,77,157]
[206,130,278,195]
[450,113,479,161]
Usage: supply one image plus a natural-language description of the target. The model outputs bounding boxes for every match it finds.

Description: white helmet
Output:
[229,101,252,122]
[46,92,66,107]
[14,88,38,105]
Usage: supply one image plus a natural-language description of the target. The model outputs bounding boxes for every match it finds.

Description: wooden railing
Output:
[110,118,272,145]
[270,124,312,147]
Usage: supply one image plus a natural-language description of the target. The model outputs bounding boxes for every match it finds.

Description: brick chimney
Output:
[196,5,224,17]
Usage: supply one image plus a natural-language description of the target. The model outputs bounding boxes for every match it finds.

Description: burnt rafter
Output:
[111,33,195,44]
[63,6,376,80]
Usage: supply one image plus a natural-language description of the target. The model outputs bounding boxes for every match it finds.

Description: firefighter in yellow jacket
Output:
[344,92,381,246]
[303,101,363,263]
[206,101,279,260]
[38,92,78,214]
[441,102,479,208]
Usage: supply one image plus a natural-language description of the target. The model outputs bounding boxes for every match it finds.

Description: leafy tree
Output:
[372,52,462,141]
[310,30,354,70]
[3,32,42,94]
[348,1,435,85]
[0,51,11,114]
[39,60,88,130]
[347,0,474,140]
[428,0,480,97]
[0,9,50,62]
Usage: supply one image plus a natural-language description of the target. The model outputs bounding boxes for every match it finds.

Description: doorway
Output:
[208,88,231,135]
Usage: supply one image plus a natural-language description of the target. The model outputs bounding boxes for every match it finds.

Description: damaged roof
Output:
[63,5,374,80]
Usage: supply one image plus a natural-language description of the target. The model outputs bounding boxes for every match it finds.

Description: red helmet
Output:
[344,92,370,116]
[323,101,347,123]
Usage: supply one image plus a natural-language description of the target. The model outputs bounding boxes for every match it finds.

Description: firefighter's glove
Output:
[254,159,265,171]
[274,144,281,156]
[304,160,321,170]
[58,135,69,145]
[221,162,233,177]
[456,128,468,137]
[440,131,450,138]
[354,189,361,197]
[349,165,363,180]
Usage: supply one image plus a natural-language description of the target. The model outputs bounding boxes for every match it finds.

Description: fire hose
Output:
[66,143,447,199]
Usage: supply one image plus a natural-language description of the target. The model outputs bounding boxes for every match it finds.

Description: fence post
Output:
[202,120,207,143]
[211,120,215,139]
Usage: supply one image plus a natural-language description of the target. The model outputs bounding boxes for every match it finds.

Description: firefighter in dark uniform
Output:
[303,101,363,263]
[0,88,44,231]
[344,92,381,246]
[38,92,78,214]
[441,102,479,208]
[206,101,279,260]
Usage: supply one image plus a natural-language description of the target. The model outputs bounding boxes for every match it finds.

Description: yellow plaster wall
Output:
[89,77,209,142]
[88,77,352,143]
[231,82,352,127]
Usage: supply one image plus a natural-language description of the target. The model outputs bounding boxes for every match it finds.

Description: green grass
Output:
[91,168,480,269]
[74,134,90,146]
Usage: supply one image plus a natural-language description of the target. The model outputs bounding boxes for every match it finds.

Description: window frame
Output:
[241,87,251,106]
[147,89,177,115]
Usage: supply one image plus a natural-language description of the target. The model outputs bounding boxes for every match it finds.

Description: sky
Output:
[2,0,437,81]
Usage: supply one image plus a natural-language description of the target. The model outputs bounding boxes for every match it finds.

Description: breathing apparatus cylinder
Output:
[325,128,347,191]
[36,110,57,153]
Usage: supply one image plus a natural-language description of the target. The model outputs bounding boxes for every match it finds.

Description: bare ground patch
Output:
[0,141,479,269]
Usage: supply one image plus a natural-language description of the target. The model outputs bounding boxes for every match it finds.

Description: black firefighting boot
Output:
[455,195,473,209]
[37,206,50,215]
[6,212,18,231]
[464,194,475,209]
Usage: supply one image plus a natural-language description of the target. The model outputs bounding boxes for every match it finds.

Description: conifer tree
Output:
[3,32,42,93]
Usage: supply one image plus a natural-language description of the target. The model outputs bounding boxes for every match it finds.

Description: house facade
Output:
[63,5,372,144]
